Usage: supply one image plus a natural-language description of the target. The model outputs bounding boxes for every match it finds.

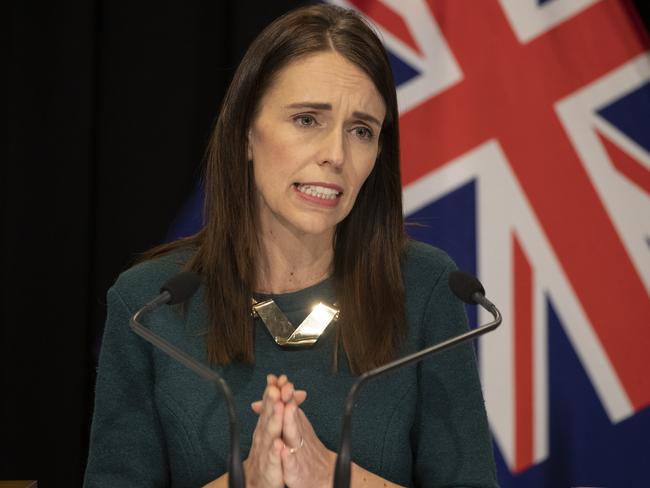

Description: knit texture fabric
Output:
[84,240,498,487]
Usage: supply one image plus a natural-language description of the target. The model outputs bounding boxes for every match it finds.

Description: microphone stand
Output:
[332,294,501,488]
[131,295,246,488]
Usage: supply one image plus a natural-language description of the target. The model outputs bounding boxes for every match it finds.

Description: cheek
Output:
[363,156,377,180]
[351,153,378,192]
[251,125,298,173]
[252,141,299,198]
[251,132,280,189]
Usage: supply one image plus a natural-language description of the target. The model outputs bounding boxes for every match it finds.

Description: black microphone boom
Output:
[333,271,502,488]
[129,271,245,488]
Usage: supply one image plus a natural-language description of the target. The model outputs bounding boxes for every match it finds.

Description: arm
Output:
[349,463,404,488]
[83,288,169,487]
[279,397,406,488]
[412,261,498,487]
[202,473,228,488]
[203,452,405,488]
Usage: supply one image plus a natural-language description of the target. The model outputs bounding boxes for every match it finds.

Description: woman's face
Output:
[248,50,386,240]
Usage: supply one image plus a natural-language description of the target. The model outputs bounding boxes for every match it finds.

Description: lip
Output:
[293,182,343,208]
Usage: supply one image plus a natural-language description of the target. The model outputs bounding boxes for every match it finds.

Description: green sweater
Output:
[84,241,498,487]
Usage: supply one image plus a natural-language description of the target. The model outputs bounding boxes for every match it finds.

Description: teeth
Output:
[296,184,341,200]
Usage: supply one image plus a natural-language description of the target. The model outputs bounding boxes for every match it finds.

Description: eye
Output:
[353,126,374,141]
[293,114,318,127]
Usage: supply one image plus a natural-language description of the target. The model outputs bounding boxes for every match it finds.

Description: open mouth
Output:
[293,183,343,200]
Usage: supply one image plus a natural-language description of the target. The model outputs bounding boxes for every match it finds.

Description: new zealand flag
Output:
[170,0,650,485]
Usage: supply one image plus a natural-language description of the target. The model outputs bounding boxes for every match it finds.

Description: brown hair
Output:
[146,4,406,374]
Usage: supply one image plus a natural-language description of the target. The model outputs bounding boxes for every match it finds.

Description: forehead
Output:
[259,51,386,117]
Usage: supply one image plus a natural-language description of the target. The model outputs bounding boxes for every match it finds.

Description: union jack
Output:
[170,0,650,484]
[326,0,650,484]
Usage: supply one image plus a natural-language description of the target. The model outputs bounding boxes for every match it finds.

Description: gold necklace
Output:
[251,297,339,347]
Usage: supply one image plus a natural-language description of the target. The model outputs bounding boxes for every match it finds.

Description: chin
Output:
[292,216,339,237]
[297,224,336,237]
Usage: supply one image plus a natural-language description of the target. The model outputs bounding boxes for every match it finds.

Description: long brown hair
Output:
[146,4,406,374]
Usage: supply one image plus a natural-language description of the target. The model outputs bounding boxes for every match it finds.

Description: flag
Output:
[170,0,650,485]
[329,0,649,485]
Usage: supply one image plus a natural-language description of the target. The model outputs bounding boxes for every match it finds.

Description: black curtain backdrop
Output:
[5,1,302,485]
[4,1,649,486]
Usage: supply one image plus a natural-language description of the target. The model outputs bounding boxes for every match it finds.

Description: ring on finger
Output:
[288,437,304,454]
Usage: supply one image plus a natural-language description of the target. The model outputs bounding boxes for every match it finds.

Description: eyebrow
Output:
[284,102,383,128]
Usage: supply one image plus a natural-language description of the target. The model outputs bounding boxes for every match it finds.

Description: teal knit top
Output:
[84,241,498,487]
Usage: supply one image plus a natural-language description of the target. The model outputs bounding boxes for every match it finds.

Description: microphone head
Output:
[448,270,485,304]
[160,271,201,305]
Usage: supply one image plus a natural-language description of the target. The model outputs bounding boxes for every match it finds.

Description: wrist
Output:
[320,449,337,488]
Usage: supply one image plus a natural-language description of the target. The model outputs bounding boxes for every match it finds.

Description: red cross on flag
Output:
[331,0,650,484]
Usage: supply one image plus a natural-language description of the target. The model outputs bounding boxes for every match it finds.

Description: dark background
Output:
[4,1,649,486]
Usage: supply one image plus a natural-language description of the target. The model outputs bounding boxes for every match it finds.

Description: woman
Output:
[84,4,498,488]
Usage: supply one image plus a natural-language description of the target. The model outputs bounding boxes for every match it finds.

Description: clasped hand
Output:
[244,374,336,488]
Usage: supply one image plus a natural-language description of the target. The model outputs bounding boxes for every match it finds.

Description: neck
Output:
[256,226,334,295]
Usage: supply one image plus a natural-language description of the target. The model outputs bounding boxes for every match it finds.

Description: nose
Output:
[318,127,346,168]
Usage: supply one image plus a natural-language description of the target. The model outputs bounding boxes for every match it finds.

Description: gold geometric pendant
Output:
[251,298,339,347]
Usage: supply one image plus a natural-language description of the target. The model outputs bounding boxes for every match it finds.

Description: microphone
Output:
[333,271,502,488]
[130,271,245,488]
[448,270,499,314]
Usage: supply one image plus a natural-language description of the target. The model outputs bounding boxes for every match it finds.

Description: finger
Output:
[253,392,266,428]
[281,441,299,472]
[252,388,295,415]
[257,399,284,455]
[269,437,284,467]
[281,401,302,450]
[267,400,284,436]
[255,384,281,435]
[280,381,294,403]
[277,374,288,387]
[262,384,280,416]
[296,408,317,438]
[266,373,278,386]
[293,390,307,406]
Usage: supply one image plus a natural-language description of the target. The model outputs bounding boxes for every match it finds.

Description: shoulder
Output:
[401,240,466,343]
[110,248,195,311]
[401,239,458,289]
